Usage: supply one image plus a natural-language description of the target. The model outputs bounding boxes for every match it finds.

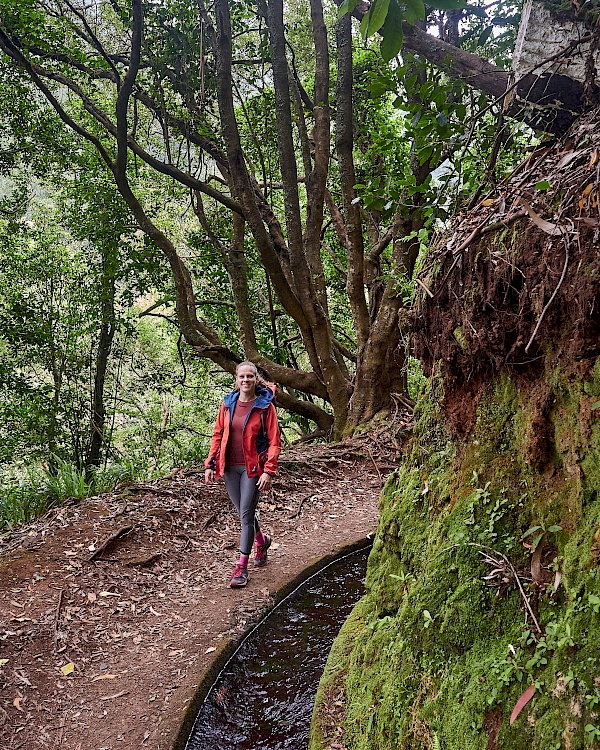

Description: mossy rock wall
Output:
[310,359,600,750]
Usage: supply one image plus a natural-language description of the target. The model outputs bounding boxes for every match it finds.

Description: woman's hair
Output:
[235,361,274,390]
[235,360,258,377]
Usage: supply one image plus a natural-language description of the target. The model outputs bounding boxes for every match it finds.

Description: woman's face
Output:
[236,365,257,397]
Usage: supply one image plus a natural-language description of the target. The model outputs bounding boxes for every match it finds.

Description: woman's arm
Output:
[262,403,282,476]
[204,404,225,478]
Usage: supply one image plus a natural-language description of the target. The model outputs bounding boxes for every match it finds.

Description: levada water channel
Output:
[184,545,370,750]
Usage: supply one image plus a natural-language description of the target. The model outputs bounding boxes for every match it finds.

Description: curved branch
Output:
[0,26,113,165]
[62,0,122,84]
[275,390,334,432]
[31,64,243,213]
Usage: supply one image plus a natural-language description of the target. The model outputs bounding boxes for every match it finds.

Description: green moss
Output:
[453,326,468,350]
[310,363,600,750]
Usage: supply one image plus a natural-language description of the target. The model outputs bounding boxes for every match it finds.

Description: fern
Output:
[433,732,441,750]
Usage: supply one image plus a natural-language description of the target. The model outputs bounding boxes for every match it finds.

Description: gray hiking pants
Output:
[223,465,261,555]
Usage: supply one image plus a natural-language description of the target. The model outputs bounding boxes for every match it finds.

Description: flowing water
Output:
[185,546,369,750]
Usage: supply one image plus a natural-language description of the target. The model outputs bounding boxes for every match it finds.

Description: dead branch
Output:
[367,447,383,487]
[88,525,134,562]
[53,589,63,653]
[288,493,315,519]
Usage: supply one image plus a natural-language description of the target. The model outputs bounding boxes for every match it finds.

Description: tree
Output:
[0,0,583,437]
[0,150,174,475]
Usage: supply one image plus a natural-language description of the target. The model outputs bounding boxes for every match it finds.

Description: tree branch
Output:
[335,10,369,348]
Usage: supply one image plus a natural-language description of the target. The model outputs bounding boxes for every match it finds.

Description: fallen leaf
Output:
[553,569,562,594]
[521,200,564,236]
[481,198,495,207]
[92,674,117,681]
[205,647,216,654]
[87,592,97,603]
[100,591,121,598]
[0,659,9,667]
[60,662,75,676]
[590,149,599,167]
[556,150,580,169]
[13,696,23,711]
[510,684,535,725]
[10,600,24,608]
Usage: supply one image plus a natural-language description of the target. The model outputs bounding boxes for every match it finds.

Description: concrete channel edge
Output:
[168,533,374,750]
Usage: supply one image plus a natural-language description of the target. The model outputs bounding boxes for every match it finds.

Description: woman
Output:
[204,362,281,588]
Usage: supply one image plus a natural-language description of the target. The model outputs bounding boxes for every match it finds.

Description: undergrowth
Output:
[0,457,139,529]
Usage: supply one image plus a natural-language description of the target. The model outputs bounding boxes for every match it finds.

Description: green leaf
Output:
[367,711,375,732]
[404,0,425,23]
[468,6,489,17]
[436,112,449,127]
[593,401,600,409]
[477,26,494,46]
[417,145,433,165]
[404,73,418,89]
[522,525,542,539]
[427,0,467,8]
[380,0,404,62]
[411,108,423,127]
[547,525,562,533]
[360,0,391,39]
[531,532,544,551]
[536,180,551,191]
[337,0,358,18]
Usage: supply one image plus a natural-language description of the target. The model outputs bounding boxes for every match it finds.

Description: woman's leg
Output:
[223,465,244,518]
[223,466,259,556]
[237,470,260,556]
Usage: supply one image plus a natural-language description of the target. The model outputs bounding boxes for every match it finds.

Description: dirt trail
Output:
[0,435,401,750]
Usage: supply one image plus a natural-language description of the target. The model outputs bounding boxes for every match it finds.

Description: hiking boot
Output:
[254,534,272,568]
[229,565,249,588]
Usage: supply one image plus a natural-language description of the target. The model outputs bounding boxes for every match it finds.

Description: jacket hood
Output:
[223,382,275,411]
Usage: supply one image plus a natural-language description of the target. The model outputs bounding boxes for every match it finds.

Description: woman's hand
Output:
[205,468,215,484]
[256,472,272,492]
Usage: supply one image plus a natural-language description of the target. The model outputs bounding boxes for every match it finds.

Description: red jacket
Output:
[205,385,281,480]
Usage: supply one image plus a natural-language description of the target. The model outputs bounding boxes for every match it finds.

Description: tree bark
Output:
[85,251,116,478]
[335,12,370,351]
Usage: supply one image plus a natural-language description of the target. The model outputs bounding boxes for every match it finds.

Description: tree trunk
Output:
[85,252,116,479]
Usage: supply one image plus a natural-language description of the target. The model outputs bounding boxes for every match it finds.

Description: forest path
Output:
[0,429,404,750]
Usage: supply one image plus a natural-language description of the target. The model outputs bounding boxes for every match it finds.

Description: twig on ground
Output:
[100,690,130,701]
[367,447,383,487]
[131,485,174,496]
[53,589,63,653]
[88,525,134,562]
[288,493,314,520]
